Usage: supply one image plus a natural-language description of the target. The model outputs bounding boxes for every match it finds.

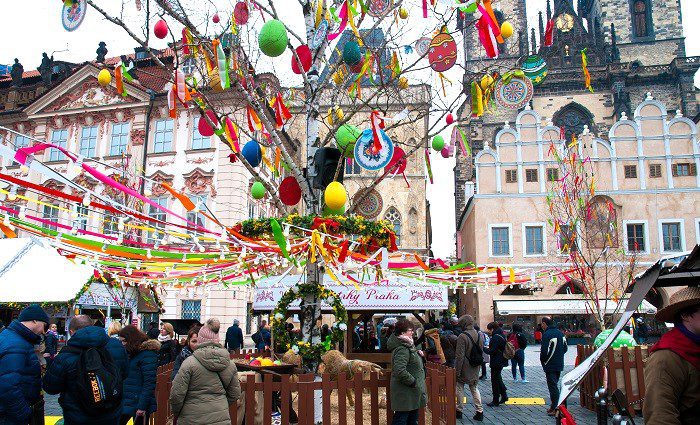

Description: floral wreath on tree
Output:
[271,284,348,362]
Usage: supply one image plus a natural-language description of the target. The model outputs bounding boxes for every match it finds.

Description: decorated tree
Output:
[546,135,638,331]
[47,0,526,370]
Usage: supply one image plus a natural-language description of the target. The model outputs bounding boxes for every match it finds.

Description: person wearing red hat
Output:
[643,287,700,424]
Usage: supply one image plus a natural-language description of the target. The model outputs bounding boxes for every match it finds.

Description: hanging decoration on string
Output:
[62,0,87,32]
[494,75,533,110]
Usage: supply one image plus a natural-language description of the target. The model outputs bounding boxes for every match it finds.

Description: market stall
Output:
[253,273,448,365]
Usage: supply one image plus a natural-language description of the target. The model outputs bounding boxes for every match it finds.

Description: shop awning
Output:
[0,237,94,303]
[494,298,657,316]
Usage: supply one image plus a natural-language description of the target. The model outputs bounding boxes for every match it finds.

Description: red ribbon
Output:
[370,110,385,154]
[544,19,555,47]
[274,93,291,128]
[338,240,350,263]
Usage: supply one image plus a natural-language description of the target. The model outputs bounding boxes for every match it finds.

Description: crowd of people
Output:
[384,315,568,424]
[0,306,242,425]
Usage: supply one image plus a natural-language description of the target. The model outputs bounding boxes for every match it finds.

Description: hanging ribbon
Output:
[223,117,240,153]
[328,0,348,40]
[270,218,292,263]
[273,93,291,128]
[544,19,554,47]
[274,147,281,176]
[370,110,385,154]
[471,81,484,117]
[161,182,196,211]
[215,40,230,90]
[389,51,401,79]
[581,48,594,93]
[424,149,433,184]
[457,127,471,156]
[114,63,126,97]
[476,12,498,59]
[246,105,262,132]
[338,240,350,263]
[496,267,503,284]
[479,2,503,43]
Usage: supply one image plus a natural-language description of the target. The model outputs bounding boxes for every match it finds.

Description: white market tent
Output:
[494,297,657,316]
[0,237,94,303]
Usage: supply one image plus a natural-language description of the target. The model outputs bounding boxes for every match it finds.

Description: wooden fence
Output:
[576,345,649,415]
[149,350,456,425]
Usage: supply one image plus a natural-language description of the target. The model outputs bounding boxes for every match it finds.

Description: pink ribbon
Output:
[328,1,348,41]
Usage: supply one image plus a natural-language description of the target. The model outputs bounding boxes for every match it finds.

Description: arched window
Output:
[556,280,585,295]
[553,103,594,143]
[633,0,650,38]
[384,207,402,246]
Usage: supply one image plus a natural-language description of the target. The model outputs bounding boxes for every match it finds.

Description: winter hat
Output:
[197,321,220,344]
[18,304,50,324]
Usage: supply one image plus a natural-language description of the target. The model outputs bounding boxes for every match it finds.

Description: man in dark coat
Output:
[146,322,160,340]
[0,305,49,424]
[540,316,568,416]
[483,321,508,407]
[43,315,129,425]
[224,319,244,352]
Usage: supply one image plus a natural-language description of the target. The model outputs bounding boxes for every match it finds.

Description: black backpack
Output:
[463,332,484,367]
[62,345,123,414]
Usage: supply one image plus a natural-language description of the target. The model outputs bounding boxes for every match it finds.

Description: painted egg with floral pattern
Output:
[428,33,457,73]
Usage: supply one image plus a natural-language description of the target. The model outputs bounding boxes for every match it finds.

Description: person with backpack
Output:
[170,318,241,425]
[454,315,484,421]
[252,320,271,352]
[118,325,160,425]
[540,317,568,416]
[483,322,509,407]
[0,305,49,425]
[508,323,529,383]
[43,315,129,425]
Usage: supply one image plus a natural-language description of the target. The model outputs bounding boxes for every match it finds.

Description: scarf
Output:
[47,330,59,338]
[398,335,414,346]
[158,334,172,343]
[650,326,700,370]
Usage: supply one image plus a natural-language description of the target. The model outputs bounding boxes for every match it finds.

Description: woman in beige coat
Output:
[170,319,241,425]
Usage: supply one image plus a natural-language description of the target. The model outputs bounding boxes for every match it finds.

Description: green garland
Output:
[271,283,348,362]
[237,214,397,249]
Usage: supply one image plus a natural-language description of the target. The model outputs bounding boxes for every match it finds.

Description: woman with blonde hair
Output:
[157,322,179,366]
[108,321,123,338]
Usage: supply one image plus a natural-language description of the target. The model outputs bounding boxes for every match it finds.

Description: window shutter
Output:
[672,164,678,177]
[690,163,697,176]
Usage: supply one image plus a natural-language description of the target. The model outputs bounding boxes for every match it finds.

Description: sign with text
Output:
[253,274,448,311]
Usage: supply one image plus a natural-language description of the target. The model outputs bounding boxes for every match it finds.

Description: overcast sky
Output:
[1,1,698,259]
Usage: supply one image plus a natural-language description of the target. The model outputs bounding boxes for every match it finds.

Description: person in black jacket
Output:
[224,319,244,352]
[43,315,129,425]
[119,325,159,425]
[483,322,508,407]
[146,322,160,340]
[508,323,528,382]
[0,305,48,425]
[539,317,568,416]
[43,323,59,368]
[157,322,178,366]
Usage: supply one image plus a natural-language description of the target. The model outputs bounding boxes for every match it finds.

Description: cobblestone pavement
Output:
[44,346,643,424]
[457,346,643,425]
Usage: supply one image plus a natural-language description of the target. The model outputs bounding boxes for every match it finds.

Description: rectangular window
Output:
[491,226,510,256]
[42,204,59,231]
[662,222,682,252]
[672,163,697,177]
[110,122,130,156]
[626,223,646,252]
[345,158,361,175]
[546,168,559,182]
[624,165,637,179]
[49,129,68,161]
[14,134,29,149]
[649,163,662,178]
[191,118,211,150]
[74,204,89,231]
[102,212,119,235]
[505,169,517,183]
[79,126,98,158]
[147,197,168,244]
[181,300,201,321]
[153,119,173,153]
[559,224,578,253]
[525,169,538,182]
[186,195,207,229]
[525,225,544,255]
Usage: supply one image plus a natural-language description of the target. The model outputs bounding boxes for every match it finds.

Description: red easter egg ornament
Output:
[279,176,302,206]
[441,147,451,158]
[428,32,457,72]
[291,45,313,74]
[446,113,454,125]
[198,110,218,137]
[234,2,249,25]
[212,13,220,23]
[154,19,169,39]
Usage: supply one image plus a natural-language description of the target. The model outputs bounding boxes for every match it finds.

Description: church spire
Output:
[531,27,538,54]
[610,23,621,62]
[538,11,545,41]
[546,0,552,20]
